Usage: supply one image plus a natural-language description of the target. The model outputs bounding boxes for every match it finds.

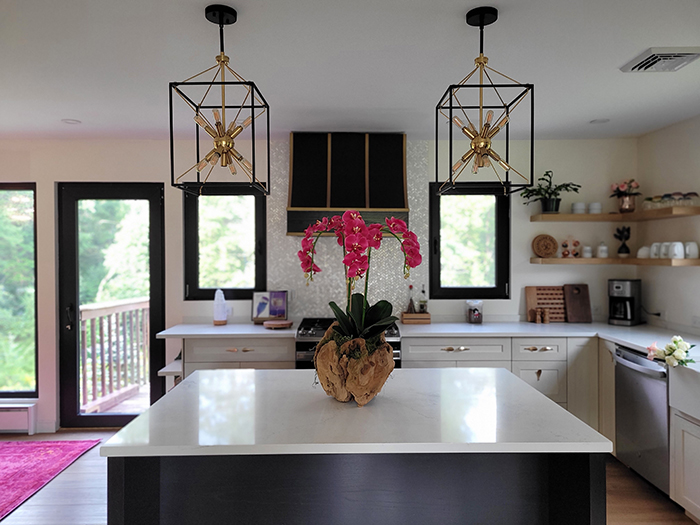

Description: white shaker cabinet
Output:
[511,361,567,403]
[567,337,599,430]
[402,337,511,362]
[670,409,700,522]
[183,337,295,377]
[597,339,616,455]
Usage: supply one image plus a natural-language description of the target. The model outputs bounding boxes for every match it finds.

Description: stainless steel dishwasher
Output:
[614,345,669,494]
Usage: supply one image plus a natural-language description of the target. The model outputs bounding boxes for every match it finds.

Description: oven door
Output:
[295,342,317,369]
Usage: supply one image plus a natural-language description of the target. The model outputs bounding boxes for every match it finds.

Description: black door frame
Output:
[58,182,165,428]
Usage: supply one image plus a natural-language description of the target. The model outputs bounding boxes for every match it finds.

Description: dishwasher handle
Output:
[614,351,667,379]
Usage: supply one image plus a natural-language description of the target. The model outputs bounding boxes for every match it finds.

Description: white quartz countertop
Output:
[157,323,296,339]
[101,368,611,457]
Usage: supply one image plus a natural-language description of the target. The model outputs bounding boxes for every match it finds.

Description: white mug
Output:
[660,242,671,259]
[685,241,699,259]
[636,246,650,259]
[650,243,660,258]
[670,242,685,259]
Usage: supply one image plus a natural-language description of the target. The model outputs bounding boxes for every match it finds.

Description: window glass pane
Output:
[198,195,256,289]
[440,194,496,288]
[0,188,36,393]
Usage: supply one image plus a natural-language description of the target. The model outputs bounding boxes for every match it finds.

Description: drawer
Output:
[185,338,295,363]
[456,360,512,372]
[184,361,240,377]
[512,361,567,403]
[239,361,295,369]
[403,337,511,361]
[512,338,567,361]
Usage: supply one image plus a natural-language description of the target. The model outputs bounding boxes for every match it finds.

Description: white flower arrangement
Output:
[647,335,696,367]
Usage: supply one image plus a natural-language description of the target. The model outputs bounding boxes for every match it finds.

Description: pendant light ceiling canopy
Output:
[435,6,534,195]
[169,4,270,196]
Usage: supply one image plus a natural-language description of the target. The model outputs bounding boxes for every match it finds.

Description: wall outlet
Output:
[693,316,700,328]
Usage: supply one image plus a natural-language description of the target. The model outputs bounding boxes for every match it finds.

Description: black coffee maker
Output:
[608,279,643,326]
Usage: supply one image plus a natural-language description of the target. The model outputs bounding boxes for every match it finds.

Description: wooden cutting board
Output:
[563,284,592,323]
[525,286,567,322]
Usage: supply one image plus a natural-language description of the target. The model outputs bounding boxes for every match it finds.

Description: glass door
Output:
[58,183,165,428]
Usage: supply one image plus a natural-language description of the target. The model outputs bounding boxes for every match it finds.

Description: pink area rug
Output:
[0,439,100,520]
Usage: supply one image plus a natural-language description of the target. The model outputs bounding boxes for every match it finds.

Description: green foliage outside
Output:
[0,190,36,392]
[198,195,255,289]
[440,194,496,287]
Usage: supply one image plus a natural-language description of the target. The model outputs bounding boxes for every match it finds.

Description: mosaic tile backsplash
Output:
[267,140,431,319]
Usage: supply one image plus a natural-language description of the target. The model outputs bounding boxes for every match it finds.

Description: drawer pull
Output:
[535,370,542,381]
[455,346,470,352]
[241,347,255,352]
[226,348,239,353]
[525,346,538,352]
[441,346,455,352]
[540,346,553,352]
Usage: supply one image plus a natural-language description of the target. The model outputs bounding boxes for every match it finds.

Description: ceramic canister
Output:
[685,241,699,259]
[650,243,661,259]
[660,242,671,259]
[670,242,685,259]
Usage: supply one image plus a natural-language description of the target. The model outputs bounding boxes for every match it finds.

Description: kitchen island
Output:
[102,368,611,524]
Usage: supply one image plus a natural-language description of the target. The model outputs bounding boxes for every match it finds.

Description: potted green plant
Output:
[520,171,582,213]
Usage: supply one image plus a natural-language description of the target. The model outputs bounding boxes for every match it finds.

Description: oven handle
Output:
[613,352,666,379]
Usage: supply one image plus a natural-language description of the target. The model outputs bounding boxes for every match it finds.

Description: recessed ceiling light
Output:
[589,119,610,124]
[61,119,82,125]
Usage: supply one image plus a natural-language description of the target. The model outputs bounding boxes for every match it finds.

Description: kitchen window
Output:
[0,183,38,397]
[183,188,266,300]
[428,183,510,300]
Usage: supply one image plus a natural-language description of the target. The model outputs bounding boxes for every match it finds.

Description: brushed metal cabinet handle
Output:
[441,346,455,352]
[226,348,239,353]
[525,346,538,352]
[456,346,470,352]
[535,370,543,381]
[540,346,553,352]
[241,347,255,352]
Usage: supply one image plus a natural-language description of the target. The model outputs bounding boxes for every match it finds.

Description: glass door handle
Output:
[65,305,74,331]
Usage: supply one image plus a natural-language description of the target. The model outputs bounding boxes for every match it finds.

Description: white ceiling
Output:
[1,0,700,140]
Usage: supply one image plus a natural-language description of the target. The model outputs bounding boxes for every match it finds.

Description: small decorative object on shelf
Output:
[610,179,641,213]
[521,171,582,214]
[596,242,609,258]
[298,211,422,406]
[213,289,229,325]
[560,236,580,258]
[614,226,631,258]
[647,336,696,367]
[532,234,558,258]
[418,284,428,313]
[405,285,416,314]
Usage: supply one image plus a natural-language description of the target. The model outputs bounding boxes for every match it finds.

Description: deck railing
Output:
[79,297,150,413]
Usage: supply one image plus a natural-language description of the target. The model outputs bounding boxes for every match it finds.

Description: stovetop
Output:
[296,317,400,341]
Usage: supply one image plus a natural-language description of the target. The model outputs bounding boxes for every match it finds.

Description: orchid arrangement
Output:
[610,178,641,198]
[647,336,696,367]
[298,211,422,347]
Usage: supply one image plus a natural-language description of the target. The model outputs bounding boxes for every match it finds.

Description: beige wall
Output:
[636,114,700,332]
[0,132,673,431]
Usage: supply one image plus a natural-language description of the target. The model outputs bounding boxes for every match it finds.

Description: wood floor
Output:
[0,430,695,524]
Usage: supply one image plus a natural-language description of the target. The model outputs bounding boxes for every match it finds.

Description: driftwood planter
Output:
[314,324,395,407]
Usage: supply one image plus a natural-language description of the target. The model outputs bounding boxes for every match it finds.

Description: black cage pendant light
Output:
[435,7,533,195]
[170,4,270,196]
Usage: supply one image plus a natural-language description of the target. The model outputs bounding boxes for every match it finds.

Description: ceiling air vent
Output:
[620,47,700,72]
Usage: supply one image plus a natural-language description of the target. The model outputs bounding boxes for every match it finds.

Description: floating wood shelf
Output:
[530,206,700,223]
[530,257,700,267]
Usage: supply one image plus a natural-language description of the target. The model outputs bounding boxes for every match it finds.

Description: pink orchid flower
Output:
[647,342,660,361]
[386,217,408,234]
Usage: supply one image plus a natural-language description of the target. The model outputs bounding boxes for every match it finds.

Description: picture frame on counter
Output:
[252,291,288,324]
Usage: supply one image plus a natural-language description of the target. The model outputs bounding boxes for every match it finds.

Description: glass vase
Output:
[618,195,636,213]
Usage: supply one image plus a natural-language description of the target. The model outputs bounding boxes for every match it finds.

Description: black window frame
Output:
[183,186,267,300]
[0,182,39,398]
[428,182,510,300]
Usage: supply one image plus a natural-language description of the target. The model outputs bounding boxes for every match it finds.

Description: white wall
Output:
[0,133,641,431]
[636,114,700,333]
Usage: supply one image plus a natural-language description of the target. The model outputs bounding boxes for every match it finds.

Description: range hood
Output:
[287,132,408,234]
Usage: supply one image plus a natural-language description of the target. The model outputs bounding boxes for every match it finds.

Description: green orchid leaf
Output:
[361,315,399,340]
[329,301,353,336]
[364,300,393,327]
[348,293,367,332]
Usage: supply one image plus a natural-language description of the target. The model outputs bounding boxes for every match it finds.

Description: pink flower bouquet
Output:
[298,211,422,342]
[610,178,641,198]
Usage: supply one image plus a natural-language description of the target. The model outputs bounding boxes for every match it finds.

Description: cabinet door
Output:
[598,339,616,455]
[512,338,567,361]
[671,410,700,519]
[402,360,457,368]
[402,337,511,362]
[239,361,295,370]
[185,338,295,363]
[456,361,512,372]
[567,337,599,430]
[512,361,567,403]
